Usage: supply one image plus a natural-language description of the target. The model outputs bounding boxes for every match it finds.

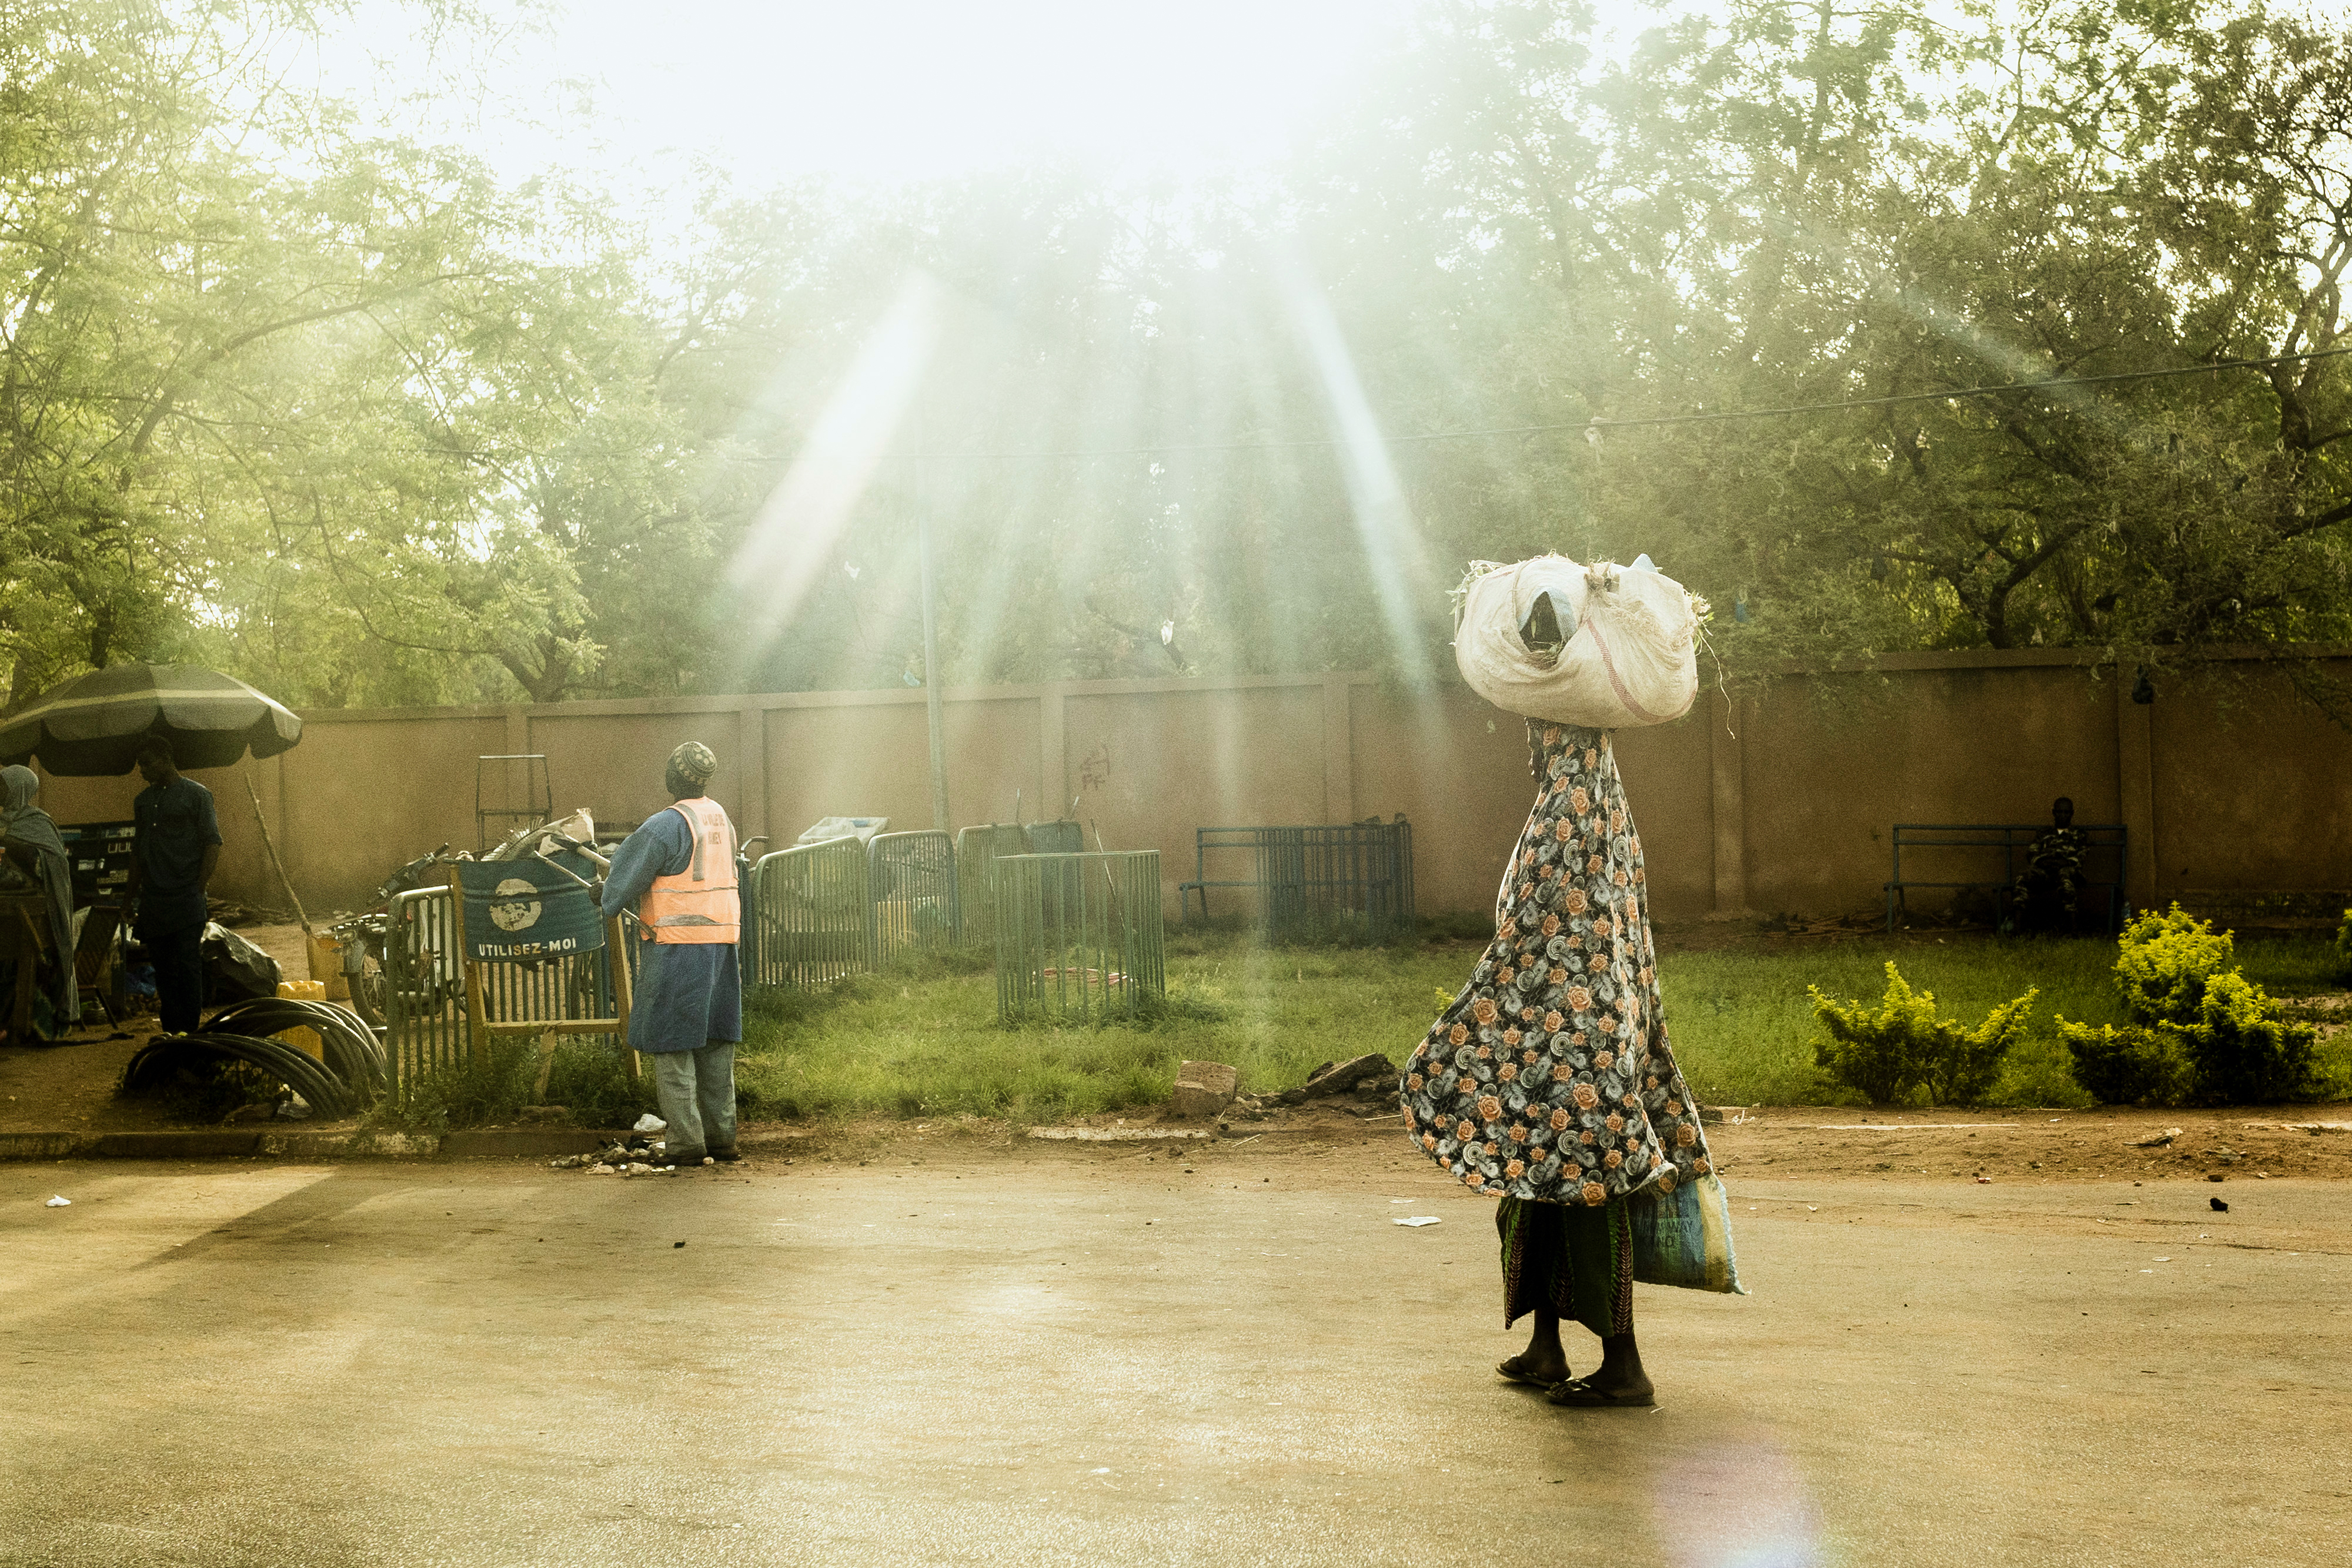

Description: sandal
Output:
[1496,1355,1568,1389]
[1545,1376,1655,1409]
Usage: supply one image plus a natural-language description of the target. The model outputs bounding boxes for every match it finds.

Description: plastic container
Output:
[273,979,327,1061]
[305,934,350,1001]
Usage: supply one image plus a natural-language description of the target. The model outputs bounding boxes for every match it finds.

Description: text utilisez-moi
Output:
[472,937,584,959]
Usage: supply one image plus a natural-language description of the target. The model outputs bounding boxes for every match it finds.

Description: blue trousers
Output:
[650,1039,736,1157]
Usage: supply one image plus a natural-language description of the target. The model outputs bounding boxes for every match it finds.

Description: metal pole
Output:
[917,462,951,832]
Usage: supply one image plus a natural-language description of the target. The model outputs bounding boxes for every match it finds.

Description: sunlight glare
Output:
[729,273,944,663]
[1275,250,1436,685]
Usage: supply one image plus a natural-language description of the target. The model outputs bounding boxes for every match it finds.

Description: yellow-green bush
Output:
[2163,970,2318,1105]
[2114,904,2234,1025]
[2057,1018,2196,1107]
[2066,910,2323,1106]
[2333,909,2352,985]
[1809,962,2037,1106]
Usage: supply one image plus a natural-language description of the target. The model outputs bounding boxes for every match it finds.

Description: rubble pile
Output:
[549,1136,684,1176]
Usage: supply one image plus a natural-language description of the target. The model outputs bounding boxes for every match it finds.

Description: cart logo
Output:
[487,877,543,932]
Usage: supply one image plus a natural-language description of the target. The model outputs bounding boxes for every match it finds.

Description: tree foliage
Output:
[8,0,2352,711]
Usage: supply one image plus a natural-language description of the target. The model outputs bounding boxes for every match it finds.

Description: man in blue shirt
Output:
[598,742,742,1166]
[128,737,221,1034]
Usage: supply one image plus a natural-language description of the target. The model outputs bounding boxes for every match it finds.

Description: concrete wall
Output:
[29,651,2351,921]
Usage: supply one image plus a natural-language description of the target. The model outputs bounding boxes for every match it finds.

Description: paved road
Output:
[4,1151,2346,1567]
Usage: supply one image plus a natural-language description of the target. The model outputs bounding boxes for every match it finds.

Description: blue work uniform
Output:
[598,805,742,1053]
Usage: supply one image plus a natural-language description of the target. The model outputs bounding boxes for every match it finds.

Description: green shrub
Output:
[2334,909,2352,984]
[2161,970,2319,1105]
[542,1041,659,1128]
[1923,988,2038,1105]
[2066,908,2326,1106]
[1809,962,2036,1106]
[2057,1018,2195,1106]
[1987,1031,2097,1109]
[379,1039,538,1132]
[2114,904,2234,1025]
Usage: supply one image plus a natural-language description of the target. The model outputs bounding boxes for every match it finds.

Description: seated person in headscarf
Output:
[2008,796,2086,934]
[0,764,81,1041]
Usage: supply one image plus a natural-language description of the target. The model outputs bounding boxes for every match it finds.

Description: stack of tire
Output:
[119,999,386,1119]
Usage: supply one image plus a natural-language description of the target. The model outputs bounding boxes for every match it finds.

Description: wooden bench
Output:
[1883,823,2127,934]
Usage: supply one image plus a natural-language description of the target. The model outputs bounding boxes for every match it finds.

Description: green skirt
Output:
[1497,1195,1632,1338]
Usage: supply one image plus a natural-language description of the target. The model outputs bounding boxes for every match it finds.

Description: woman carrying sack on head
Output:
[1401,556,1743,1409]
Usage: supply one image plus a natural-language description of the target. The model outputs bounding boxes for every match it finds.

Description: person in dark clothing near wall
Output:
[597,741,741,1166]
[2008,795,2086,935]
[127,738,220,1034]
[1,765,80,1039]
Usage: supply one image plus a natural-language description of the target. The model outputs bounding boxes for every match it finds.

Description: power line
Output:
[886,343,2352,462]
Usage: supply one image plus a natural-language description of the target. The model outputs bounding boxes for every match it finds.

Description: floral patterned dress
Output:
[1401,722,1715,1205]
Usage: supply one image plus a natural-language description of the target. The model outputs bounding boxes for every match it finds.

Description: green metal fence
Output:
[1176,821,1415,941]
[953,824,1027,950]
[993,850,1165,1023]
[382,885,624,1102]
[870,830,958,960]
[1023,820,1085,854]
[385,887,465,1098]
[750,837,872,988]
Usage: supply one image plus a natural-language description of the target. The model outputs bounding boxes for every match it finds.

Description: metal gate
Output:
[1177,821,1415,941]
[869,830,958,961]
[993,850,1164,1023]
[953,824,1027,950]
[385,887,464,1096]
[749,837,871,988]
[383,885,626,1100]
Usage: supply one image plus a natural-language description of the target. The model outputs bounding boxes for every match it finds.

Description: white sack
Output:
[1454,555,1699,728]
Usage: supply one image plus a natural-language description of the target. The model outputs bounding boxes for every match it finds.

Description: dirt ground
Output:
[6,1118,2347,1567]
[0,921,323,1135]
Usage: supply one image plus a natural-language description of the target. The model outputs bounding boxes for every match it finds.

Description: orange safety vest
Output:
[640,795,739,944]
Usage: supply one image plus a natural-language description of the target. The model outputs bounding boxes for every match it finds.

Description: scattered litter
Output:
[556,1136,670,1172]
[2155,1256,2171,1262]
[45,1195,70,1208]
[2210,1198,2230,1212]
[588,1164,614,1175]
[1975,1176,1992,1184]
[2133,1128,2183,1148]
[673,1241,686,1249]
[1394,1216,1442,1227]
[633,1113,667,1134]
[1806,1205,1819,1212]
[1043,967,1126,988]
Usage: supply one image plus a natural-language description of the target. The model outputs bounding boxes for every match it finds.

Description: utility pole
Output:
[917,457,950,833]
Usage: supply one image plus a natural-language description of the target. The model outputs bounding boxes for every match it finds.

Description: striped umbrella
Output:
[0,664,302,775]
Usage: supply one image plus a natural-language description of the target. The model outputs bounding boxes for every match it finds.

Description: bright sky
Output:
[315,1,2352,198]
[319,0,1438,190]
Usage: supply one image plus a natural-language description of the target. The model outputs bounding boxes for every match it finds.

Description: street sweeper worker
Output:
[597,741,741,1166]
